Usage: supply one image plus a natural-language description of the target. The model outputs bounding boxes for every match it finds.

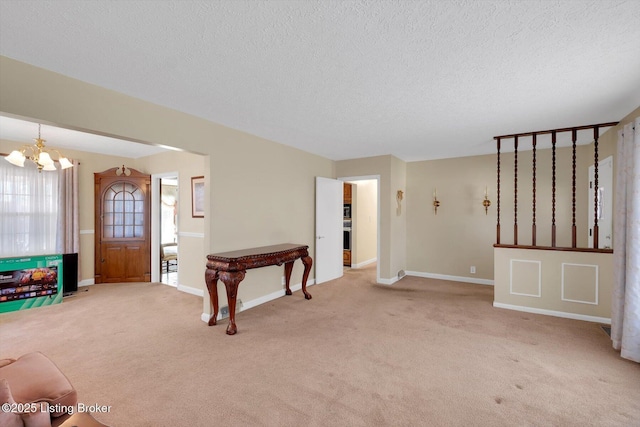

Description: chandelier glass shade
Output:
[4,124,73,172]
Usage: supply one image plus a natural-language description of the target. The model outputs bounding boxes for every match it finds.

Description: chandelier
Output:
[4,124,73,172]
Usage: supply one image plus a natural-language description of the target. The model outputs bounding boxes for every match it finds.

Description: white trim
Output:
[406,271,494,286]
[200,279,316,323]
[79,229,94,235]
[510,259,541,297]
[79,279,95,287]
[179,231,205,238]
[352,258,377,269]
[561,263,599,305]
[493,302,611,325]
[377,276,400,285]
[177,284,204,297]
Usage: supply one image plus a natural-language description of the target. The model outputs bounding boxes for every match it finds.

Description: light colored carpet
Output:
[1,264,638,426]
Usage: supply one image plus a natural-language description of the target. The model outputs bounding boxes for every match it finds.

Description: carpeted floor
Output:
[1,264,638,426]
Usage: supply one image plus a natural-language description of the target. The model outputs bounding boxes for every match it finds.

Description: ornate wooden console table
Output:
[205,243,313,335]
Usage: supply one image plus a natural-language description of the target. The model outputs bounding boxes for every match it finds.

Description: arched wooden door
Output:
[94,167,151,283]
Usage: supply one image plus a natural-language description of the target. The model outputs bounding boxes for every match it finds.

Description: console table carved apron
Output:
[205,243,313,335]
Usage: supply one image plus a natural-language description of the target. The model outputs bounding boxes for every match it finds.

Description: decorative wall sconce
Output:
[482,186,491,215]
[433,188,440,215]
[396,190,404,215]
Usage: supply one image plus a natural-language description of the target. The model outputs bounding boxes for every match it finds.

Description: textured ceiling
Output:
[1,0,639,161]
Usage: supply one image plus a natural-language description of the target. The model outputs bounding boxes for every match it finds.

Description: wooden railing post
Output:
[571,129,577,248]
[496,138,501,245]
[513,136,518,245]
[593,126,600,249]
[532,133,537,246]
[551,131,557,247]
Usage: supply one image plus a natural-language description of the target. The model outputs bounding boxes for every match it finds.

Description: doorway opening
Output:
[588,156,613,249]
[339,176,380,283]
[151,172,179,285]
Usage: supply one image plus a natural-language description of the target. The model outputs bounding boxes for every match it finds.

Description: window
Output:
[0,160,59,256]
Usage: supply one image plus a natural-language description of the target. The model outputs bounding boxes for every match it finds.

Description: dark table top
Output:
[207,243,308,261]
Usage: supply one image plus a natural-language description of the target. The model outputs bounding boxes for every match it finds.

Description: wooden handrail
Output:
[493,122,618,140]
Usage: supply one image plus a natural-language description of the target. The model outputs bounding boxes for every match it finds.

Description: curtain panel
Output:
[56,159,80,279]
[612,116,640,363]
[0,161,59,256]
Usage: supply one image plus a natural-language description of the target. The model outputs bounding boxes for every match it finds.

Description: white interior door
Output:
[588,156,613,248]
[315,177,343,284]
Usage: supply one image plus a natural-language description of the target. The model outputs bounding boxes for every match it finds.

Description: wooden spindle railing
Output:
[492,121,617,253]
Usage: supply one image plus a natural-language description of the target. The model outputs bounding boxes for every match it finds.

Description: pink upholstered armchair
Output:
[0,352,106,427]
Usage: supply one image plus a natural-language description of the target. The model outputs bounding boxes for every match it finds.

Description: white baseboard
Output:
[406,271,494,286]
[377,276,400,286]
[352,258,377,268]
[200,279,316,323]
[78,279,94,287]
[493,302,611,325]
[177,284,204,297]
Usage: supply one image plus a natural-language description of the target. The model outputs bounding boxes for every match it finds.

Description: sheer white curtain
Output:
[0,161,59,256]
[612,116,640,363]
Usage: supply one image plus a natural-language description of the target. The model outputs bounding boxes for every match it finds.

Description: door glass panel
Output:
[134,213,144,225]
[103,181,145,239]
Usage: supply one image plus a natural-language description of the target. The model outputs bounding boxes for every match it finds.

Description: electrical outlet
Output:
[470,266,476,274]
[281,276,285,286]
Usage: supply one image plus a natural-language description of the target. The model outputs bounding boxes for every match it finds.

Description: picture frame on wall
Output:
[191,176,205,218]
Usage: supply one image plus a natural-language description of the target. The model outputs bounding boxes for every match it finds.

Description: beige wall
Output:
[406,154,496,280]
[0,56,334,318]
[136,150,206,292]
[390,156,407,278]
[336,155,407,282]
[494,247,612,322]
[351,179,377,266]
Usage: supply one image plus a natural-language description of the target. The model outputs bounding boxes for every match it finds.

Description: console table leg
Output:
[219,270,246,335]
[205,269,219,326]
[301,255,313,300]
[284,261,294,295]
